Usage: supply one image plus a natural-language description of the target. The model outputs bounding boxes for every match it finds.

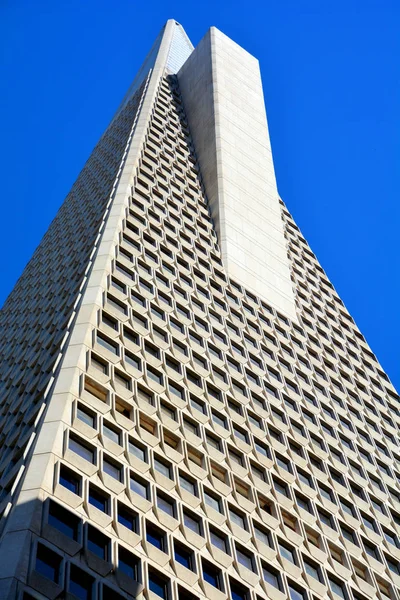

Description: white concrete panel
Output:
[178,27,298,322]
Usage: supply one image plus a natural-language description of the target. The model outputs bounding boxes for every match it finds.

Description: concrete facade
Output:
[0,19,399,600]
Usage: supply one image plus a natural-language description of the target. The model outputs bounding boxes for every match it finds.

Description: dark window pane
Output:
[35,544,61,583]
[48,501,79,540]
[69,565,94,600]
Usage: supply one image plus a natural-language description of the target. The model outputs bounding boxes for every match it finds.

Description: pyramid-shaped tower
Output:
[0,20,399,600]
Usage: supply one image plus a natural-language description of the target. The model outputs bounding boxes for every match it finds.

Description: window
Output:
[115,397,131,418]
[117,502,139,533]
[35,544,61,583]
[154,456,173,479]
[90,353,108,375]
[68,565,94,600]
[174,541,195,571]
[169,381,185,399]
[383,529,399,547]
[179,472,197,495]
[191,396,206,414]
[147,366,163,385]
[103,456,123,481]
[263,564,281,590]
[212,411,227,429]
[83,376,108,405]
[251,463,266,481]
[279,540,296,564]
[163,431,179,451]
[148,568,170,600]
[229,507,247,530]
[48,501,79,540]
[210,527,229,553]
[282,511,297,531]
[255,440,270,458]
[318,506,335,529]
[211,463,226,483]
[259,497,274,516]
[144,342,160,361]
[363,539,381,561]
[89,485,110,514]
[157,492,175,517]
[97,332,119,355]
[177,587,199,600]
[319,484,334,503]
[288,583,306,600]
[229,449,244,467]
[87,526,110,561]
[377,579,391,598]
[276,455,291,472]
[59,465,81,495]
[353,561,367,581]
[118,547,140,580]
[226,580,247,600]
[125,350,141,371]
[114,370,131,390]
[68,434,95,464]
[140,413,156,434]
[204,489,222,513]
[254,524,271,547]
[146,522,167,552]
[129,439,147,462]
[236,545,255,571]
[386,556,400,575]
[130,474,150,500]
[306,529,320,548]
[362,513,376,532]
[328,576,346,599]
[183,511,202,535]
[234,426,248,444]
[77,404,96,428]
[202,560,224,590]
[340,524,357,545]
[296,493,312,514]
[274,478,289,498]
[303,557,321,581]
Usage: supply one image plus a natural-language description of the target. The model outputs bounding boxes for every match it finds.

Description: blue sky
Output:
[1,1,399,390]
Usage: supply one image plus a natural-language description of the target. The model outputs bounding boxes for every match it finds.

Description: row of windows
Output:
[33,497,384,600]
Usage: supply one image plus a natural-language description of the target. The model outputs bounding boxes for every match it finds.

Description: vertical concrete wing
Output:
[178,27,298,322]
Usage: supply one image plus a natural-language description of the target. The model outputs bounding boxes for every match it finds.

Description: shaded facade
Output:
[0,19,399,600]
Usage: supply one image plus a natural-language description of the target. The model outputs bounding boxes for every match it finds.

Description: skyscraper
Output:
[0,18,399,600]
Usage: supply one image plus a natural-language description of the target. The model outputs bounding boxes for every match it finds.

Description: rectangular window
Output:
[48,501,79,540]
[35,544,61,583]
[77,403,96,428]
[59,465,81,495]
[118,547,140,580]
[130,474,149,500]
[183,511,202,535]
[89,485,110,513]
[68,434,95,464]
[117,503,138,533]
[146,522,167,552]
[87,526,110,561]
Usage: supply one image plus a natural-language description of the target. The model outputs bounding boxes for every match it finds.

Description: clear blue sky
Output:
[1,1,399,390]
